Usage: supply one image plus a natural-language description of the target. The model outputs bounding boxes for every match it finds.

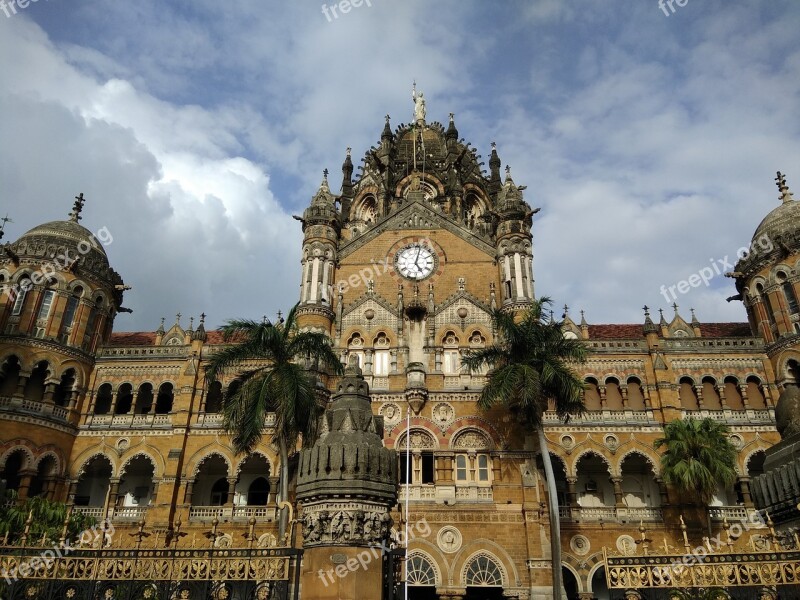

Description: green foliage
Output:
[668,587,731,600]
[0,492,96,546]
[655,417,738,506]
[461,297,589,427]
[203,303,343,455]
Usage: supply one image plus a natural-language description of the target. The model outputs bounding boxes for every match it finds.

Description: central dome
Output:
[13,219,110,270]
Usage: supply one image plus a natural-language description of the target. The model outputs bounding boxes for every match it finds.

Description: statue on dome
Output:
[412,82,426,124]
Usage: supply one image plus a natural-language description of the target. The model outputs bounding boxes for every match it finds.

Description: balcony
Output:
[83,413,173,430]
[73,506,106,519]
[399,484,493,503]
[708,505,760,522]
[559,505,663,522]
[0,396,69,421]
[189,505,277,522]
[543,410,653,426]
[111,506,149,522]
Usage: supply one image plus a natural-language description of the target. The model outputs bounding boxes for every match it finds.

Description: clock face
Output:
[395,243,436,280]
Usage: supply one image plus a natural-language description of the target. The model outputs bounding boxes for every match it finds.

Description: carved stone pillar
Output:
[183,479,195,505]
[107,479,121,516]
[268,476,280,505]
[599,385,607,409]
[621,385,629,408]
[42,382,57,404]
[694,385,705,409]
[611,476,624,508]
[225,478,237,506]
[436,452,453,482]
[436,589,466,600]
[13,373,29,399]
[16,470,36,501]
[566,476,578,507]
[739,476,754,507]
[66,479,79,505]
[717,384,728,409]
[739,383,750,408]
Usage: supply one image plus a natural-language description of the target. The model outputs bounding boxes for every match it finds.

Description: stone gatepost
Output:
[297,359,398,599]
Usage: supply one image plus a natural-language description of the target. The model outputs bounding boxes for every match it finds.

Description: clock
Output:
[395,243,436,280]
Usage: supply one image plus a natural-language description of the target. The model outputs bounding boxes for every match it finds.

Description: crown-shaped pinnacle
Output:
[776,171,794,204]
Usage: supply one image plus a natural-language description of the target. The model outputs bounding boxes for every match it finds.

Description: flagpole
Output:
[404,405,411,600]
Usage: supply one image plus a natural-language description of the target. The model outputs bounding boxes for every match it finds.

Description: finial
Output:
[200,312,206,324]
[776,171,794,204]
[491,141,497,151]
[563,304,569,317]
[659,308,666,325]
[69,193,86,222]
[157,317,165,335]
[643,305,650,317]
[385,114,390,123]
[672,302,679,315]
[323,168,329,180]
[0,215,11,241]
[580,310,588,326]
[175,312,181,326]
[690,308,699,324]
[449,112,454,122]
[346,147,351,157]
[188,316,194,330]
[505,165,511,177]
[277,310,284,324]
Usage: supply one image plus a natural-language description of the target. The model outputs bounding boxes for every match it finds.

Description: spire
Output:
[381,114,393,142]
[489,142,502,197]
[69,193,86,222]
[446,112,459,142]
[341,147,354,213]
[643,305,659,334]
[192,312,207,342]
[776,171,795,204]
[156,317,166,335]
[580,310,588,327]
[691,307,700,326]
[659,308,668,327]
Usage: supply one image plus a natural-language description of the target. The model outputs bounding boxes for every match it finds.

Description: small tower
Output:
[295,169,341,333]
[494,165,537,310]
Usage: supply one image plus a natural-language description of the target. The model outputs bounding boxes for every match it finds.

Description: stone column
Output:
[183,479,195,505]
[739,384,751,408]
[566,477,578,507]
[656,477,669,506]
[107,479,121,517]
[66,479,79,505]
[739,476,754,507]
[611,476,624,508]
[42,382,57,404]
[694,385,705,409]
[16,470,36,501]
[225,478,237,506]
[436,589,466,600]
[599,385,607,409]
[13,373,29,399]
[717,384,728,409]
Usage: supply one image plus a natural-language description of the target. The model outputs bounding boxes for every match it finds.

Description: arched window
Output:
[10,279,31,316]
[605,378,623,410]
[455,455,468,482]
[347,334,364,368]
[60,287,82,343]
[702,377,721,409]
[407,553,437,587]
[0,450,26,492]
[783,282,799,315]
[205,381,223,413]
[53,368,76,407]
[25,361,49,401]
[584,378,601,411]
[443,332,460,375]
[0,356,22,397]
[115,383,134,414]
[155,383,174,414]
[135,383,154,414]
[476,455,490,482]
[210,478,229,506]
[464,554,504,587]
[724,376,744,410]
[746,376,767,409]
[373,333,390,376]
[679,377,699,410]
[626,378,646,410]
[94,383,113,414]
[247,477,270,506]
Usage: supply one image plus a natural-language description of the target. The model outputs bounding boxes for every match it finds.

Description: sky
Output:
[1,0,799,333]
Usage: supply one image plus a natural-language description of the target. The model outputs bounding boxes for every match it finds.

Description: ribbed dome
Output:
[752,199,800,247]
[13,219,110,271]
[775,385,800,440]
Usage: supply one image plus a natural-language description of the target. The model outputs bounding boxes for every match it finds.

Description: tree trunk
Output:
[538,427,564,600]
[278,438,289,540]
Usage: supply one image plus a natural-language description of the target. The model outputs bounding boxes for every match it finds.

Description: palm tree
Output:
[0,491,96,544]
[462,297,589,599]
[655,417,738,533]
[204,304,343,539]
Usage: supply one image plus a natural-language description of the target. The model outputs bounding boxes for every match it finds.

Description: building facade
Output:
[0,99,799,600]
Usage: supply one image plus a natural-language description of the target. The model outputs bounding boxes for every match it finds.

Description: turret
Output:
[295,170,340,333]
[493,165,538,309]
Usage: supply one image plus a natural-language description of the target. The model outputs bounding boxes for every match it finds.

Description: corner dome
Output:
[13,219,110,272]
[775,385,800,440]
[752,198,800,249]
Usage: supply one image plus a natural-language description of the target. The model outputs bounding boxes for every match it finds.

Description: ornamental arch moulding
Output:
[0,444,35,471]
[73,452,116,479]
[570,448,612,478]
[120,450,164,478]
[188,450,233,478]
[235,451,275,476]
[450,427,494,451]
[615,448,661,478]
[395,428,438,451]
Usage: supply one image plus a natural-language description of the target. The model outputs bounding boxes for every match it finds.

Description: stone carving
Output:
[570,534,590,556]
[617,535,637,556]
[301,509,392,547]
[452,429,492,450]
[604,434,619,452]
[560,434,575,450]
[432,402,454,428]
[380,402,402,425]
[436,526,462,553]
[399,430,436,450]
